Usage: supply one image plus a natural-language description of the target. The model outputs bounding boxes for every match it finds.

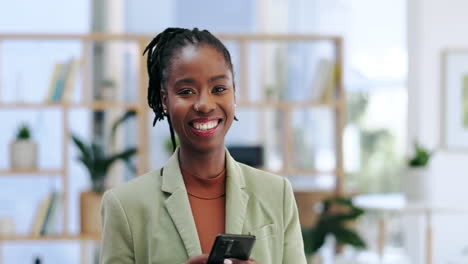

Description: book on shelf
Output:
[30,191,62,236]
[45,58,79,103]
[40,191,61,235]
[311,58,337,103]
[61,59,80,102]
[45,63,64,102]
[30,193,53,236]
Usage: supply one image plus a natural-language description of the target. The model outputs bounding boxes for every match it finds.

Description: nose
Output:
[194,90,215,113]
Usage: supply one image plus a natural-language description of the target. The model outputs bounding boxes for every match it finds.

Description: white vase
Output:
[403,168,431,203]
[9,140,38,169]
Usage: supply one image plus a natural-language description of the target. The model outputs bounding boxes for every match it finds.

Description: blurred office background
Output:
[1,0,467,263]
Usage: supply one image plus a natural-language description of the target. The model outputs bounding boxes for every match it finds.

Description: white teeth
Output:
[193,120,218,130]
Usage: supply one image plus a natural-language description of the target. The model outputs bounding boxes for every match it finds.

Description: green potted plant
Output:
[10,124,38,170]
[403,142,433,202]
[302,197,366,263]
[72,110,137,235]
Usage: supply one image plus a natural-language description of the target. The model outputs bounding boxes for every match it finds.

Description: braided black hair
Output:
[143,27,236,152]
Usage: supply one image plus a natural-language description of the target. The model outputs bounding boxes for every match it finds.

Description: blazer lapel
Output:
[161,150,202,257]
[225,149,249,234]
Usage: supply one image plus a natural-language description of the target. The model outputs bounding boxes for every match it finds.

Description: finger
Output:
[224,258,257,264]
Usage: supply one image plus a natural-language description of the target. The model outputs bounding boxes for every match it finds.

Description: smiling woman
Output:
[99,28,307,264]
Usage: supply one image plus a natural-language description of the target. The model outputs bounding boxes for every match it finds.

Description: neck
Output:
[178,145,226,179]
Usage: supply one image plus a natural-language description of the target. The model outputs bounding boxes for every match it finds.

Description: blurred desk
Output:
[353,193,468,264]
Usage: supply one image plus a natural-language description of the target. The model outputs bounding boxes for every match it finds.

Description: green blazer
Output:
[100,149,307,264]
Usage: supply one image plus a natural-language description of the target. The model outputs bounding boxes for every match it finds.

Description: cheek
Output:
[225,100,236,122]
[167,99,190,128]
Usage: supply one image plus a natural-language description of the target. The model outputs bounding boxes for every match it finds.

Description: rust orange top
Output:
[181,167,226,254]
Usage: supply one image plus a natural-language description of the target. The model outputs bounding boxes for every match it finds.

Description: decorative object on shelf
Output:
[441,50,468,150]
[33,256,42,264]
[9,124,38,170]
[99,79,116,101]
[302,197,366,262]
[264,84,279,101]
[403,142,433,202]
[72,110,137,235]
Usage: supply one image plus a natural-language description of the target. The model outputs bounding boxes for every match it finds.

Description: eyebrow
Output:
[174,75,228,86]
[208,75,228,82]
[174,78,195,86]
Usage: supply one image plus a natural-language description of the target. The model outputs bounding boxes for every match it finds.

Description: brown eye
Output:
[177,88,195,95]
[213,86,227,94]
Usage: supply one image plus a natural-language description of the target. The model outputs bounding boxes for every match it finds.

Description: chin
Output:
[184,139,225,154]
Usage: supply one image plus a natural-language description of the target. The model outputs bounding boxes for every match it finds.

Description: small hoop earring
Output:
[163,109,167,115]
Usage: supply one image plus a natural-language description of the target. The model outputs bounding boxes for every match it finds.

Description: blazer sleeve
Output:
[100,190,135,264]
[282,178,308,264]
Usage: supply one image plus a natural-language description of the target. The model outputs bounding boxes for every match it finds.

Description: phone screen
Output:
[207,234,256,264]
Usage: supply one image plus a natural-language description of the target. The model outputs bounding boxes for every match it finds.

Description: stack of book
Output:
[45,58,80,103]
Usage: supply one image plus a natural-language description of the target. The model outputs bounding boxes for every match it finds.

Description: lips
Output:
[188,118,222,137]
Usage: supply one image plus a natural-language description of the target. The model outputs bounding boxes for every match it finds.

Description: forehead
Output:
[166,44,231,82]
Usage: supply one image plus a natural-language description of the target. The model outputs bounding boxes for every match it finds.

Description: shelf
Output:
[71,102,139,111]
[0,169,63,176]
[238,100,340,109]
[0,234,101,241]
[0,101,139,110]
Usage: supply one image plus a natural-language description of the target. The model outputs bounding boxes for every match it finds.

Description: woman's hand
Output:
[185,254,208,264]
[224,258,260,264]
[185,255,260,264]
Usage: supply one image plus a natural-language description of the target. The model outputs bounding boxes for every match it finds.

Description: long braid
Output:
[143,28,187,125]
[143,27,235,152]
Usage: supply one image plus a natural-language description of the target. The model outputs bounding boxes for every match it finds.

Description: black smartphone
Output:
[207,234,256,264]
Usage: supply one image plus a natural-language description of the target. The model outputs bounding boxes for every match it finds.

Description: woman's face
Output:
[162,44,235,153]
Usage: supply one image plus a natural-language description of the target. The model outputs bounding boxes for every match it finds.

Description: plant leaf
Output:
[110,110,136,145]
[71,135,91,160]
[331,226,367,249]
[310,227,328,253]
[302,228,315,255]
[103,148,137,171]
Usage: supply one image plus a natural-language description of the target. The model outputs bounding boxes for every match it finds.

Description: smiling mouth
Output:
[191,119,221,130]
[189,119,223,136]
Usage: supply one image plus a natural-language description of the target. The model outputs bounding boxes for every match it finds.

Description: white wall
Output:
[407,0,468,263]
